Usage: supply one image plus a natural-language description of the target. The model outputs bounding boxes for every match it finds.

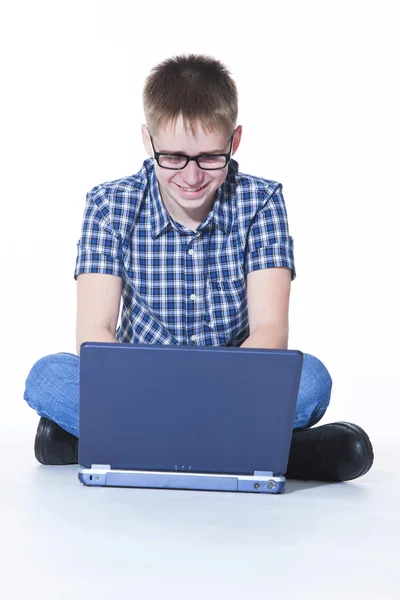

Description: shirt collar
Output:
[210,158,238,234]
[144,157,238,238]
[145,158,172,238]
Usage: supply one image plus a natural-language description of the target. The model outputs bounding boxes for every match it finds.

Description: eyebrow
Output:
[158,148,225,155]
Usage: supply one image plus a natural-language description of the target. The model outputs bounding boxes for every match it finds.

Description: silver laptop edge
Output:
[79,466,286,494]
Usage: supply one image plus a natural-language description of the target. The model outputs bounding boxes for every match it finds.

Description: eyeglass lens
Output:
[158,155,227,170]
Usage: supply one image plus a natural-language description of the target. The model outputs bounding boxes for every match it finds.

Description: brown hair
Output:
[142,53,238,138]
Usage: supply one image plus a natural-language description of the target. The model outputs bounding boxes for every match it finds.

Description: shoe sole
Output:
[334,421,374,479]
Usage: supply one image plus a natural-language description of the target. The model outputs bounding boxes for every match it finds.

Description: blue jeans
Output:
[23,352,332,438]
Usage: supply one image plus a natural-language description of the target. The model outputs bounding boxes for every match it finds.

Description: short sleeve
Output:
[74,186,124,280]
[244,184,296,280]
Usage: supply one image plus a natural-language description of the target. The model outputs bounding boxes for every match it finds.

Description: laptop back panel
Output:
[79,344,303,476]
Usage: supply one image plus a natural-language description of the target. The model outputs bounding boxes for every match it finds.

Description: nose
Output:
[181,159,204,186]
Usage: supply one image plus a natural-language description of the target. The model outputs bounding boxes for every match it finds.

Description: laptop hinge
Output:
[254,470,274,477]
[91,464,111,470]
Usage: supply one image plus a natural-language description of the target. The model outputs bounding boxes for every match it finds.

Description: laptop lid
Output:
[78,343,303,476]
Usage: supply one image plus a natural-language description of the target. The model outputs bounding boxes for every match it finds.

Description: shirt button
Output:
[188,249,195,256]
[190,294,197,300]
[191,335,197,342]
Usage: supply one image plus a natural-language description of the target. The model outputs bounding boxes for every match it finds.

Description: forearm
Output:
[76,326,117,356]
[240,324,288,350]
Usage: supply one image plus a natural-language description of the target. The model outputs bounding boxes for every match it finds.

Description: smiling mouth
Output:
[176,183,208,192]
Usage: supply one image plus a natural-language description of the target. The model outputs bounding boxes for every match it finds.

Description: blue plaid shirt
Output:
[74,157,296,346]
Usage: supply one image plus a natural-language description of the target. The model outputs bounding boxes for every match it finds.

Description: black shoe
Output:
[34,417,78,465]
[285,421,374,482]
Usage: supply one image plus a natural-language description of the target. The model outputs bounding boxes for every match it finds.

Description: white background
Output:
[1,0,399,443]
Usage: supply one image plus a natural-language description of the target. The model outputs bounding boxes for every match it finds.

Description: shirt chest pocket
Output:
[204,276,248,344]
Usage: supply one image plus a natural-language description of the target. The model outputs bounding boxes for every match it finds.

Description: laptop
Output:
[78,342,303,494]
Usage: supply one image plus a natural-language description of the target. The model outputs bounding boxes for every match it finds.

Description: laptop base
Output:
[78,466,285,494]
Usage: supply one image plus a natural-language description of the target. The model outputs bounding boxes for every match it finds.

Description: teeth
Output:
[182,185,204,192]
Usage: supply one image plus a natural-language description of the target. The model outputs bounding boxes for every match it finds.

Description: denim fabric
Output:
[23,352,332,438]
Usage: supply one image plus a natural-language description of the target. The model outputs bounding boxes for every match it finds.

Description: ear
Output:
[142,124,152,156]
[231,125,243,156]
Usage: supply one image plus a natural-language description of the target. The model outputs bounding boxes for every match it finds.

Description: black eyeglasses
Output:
[149,135,234,170]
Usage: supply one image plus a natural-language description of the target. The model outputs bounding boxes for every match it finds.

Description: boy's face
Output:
[142,114,242,225]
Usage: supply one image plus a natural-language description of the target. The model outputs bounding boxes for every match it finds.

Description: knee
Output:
[24,352,79,412]
[301,353,333,412]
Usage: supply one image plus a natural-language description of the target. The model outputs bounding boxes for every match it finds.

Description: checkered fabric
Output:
[74,157,295,346]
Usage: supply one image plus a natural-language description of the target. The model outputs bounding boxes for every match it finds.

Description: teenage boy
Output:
[24,54,373,481]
